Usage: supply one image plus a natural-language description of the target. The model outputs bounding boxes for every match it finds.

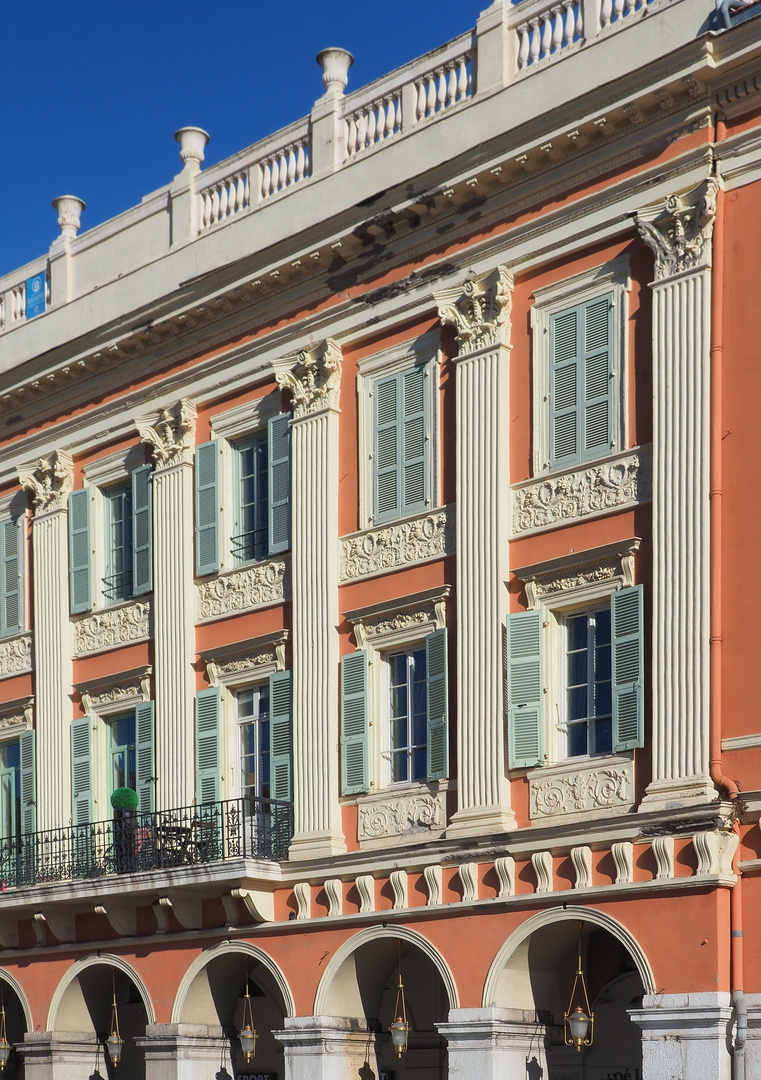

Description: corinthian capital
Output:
[434,265,513,356]
[635,178,719,280]
[19,450,74,513]
[136,399,197,469]
[273,339,342,418]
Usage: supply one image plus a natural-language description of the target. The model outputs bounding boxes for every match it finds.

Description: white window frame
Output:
[382,642,429,789]
[80,672,151,822]
[530,256,631,477]
[235,683,271,802]
[557,600,614,763]
[356,332,441,531]
[209,389,282,574]
[82,445,146,610]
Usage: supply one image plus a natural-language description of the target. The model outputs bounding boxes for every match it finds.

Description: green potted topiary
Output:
[111,787,139,873]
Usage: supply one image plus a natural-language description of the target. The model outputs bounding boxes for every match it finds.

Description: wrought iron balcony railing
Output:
[0,796,292,890]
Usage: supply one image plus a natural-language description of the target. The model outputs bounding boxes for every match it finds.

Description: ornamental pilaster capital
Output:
[136,399,197,469]
[19,450,74,513]
[273,338,342,418]
[434,264,514,356]
[634,177,720,280]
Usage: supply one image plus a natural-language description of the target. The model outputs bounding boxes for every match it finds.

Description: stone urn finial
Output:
[52,196,86,239]
[316,48,354,94]
[174,126,210,172]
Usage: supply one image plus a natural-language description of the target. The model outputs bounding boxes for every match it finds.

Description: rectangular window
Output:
[104,484,133,605]
[0,741,20,840]
[387,647,428,784]
[233,433,269,565]
[109,713,136,794]
[564,607,612,758]
[373,366,429,524]
[236,684,271,801]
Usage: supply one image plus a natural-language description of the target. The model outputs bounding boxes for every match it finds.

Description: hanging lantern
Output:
[389,941,411,1058]
[105,970,124,1067]
[563,922,594,1052]
[0,991,10,1070]
[238,965,258,1064]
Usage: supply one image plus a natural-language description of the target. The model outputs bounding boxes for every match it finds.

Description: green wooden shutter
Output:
[426,628,449,781]
[341,650,369,795]
[19,729,35,836]
[195,687,221,804]
[0,516,23,638]
[71,716,93,826]
[135,701,155,813]
[374,376,399,521]
[402,367,428,516]
[132,465,153,596]
[582,295,613,457]
[68,489,92,614]
[269,671,292,802]
[268,414,291,555]
[550,307,580,466]
[195,440,221,576]
[507,610,544,769]
[612,585,645,751]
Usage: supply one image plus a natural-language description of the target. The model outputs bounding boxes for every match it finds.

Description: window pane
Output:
[595,607,611,645]
[412,746,427,781]
[568,720,588,758]
[568,648,587,686]
[569,686,588,720]
[567,615,587,651]
[391,686,408,720]
[595,680,612,718]
[105,484,134,604]
[594,716,613,755]
[595,642,611,682]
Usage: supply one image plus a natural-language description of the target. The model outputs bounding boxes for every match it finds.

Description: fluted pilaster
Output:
[435,267,515,836]
[636,181,717,807]
[275,341,345,859]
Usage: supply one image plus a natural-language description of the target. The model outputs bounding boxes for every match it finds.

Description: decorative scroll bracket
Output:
[434,264,514,355]
[274,338,342,418]
[634,178,719,280]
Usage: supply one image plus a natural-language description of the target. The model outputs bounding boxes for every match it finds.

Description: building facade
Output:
[0,0,759,1077]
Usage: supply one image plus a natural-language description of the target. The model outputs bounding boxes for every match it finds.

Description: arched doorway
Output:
[173,943,293,1077]
[0,972,30,1079]
[485,908,653,1079]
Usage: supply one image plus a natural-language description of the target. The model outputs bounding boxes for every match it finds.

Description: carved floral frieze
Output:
[435,265,513,355]
[136,399,197,469]
[0,633,33,678]
[274,339,342,418]
[635,179,718,280]
[530,758,634,819]
[197,559,288,622]
[358,792,446,841]
[512,447,651,535]
[340,508,454,582]
[73,602,151,656]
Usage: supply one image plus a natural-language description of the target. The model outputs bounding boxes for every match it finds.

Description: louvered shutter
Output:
[507,610,544,769]
[550,307,580,466]
[1,516,22,637]
[426,628,449,781]
[71,716,93,826]
[269,670,292,803]
[132,465,153,596]
[582,295,613,457]
[195,440,220,576]
[195,687,221,804]
[268,414,291,555]
[341,650,369,795]
[135,701,155,813]
[374,376,399,521]
[19,729,35,836]
[402,367,427,516]
[612,585,645,751]
[68,489,92,614]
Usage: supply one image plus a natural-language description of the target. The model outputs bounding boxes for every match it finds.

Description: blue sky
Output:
[0,1,481,278]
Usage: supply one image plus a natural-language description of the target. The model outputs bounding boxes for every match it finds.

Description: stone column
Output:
[19,1032,100,1080]
[635,180,718,809]
[137,400,198,811]
[137,1023,228,1080]
[629,992,733,1080]
[19,452,74,833]
[274,1017,376,1080]
[435,267,515,838]
[274,342,346,859]
[438,1009,549,1079]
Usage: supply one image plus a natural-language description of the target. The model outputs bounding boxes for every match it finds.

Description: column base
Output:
[20,1031,100,1080]
[629,992,733,1080]
[446,804,516,841]
[437,1008,549,1079]
[639,775,718,812]
[288,829,347,861]
[137,1023,227,1080]
[274,1016,375,1079]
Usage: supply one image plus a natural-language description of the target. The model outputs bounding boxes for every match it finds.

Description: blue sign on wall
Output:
[25,273,46,319]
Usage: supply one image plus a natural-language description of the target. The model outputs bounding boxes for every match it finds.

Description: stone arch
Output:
[0,970,32,1033]
[171,940,295,1023]
[47,953,155,1031]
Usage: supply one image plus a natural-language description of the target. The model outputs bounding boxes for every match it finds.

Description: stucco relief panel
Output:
[0,633,33,679]
[358,791,446,842]
[340,507,454,582]
[74,601,152,656]
[530,757,634,820]
[196,558,289,622]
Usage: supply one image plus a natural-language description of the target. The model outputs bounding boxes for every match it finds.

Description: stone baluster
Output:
[552,5,564,50]
[435,268,516,837]
[415,79,427,120]
[601,0,613,26]
[614,0,625,18]
[564,0,576,43]
[541,12,553,58]
[19,452,74,832]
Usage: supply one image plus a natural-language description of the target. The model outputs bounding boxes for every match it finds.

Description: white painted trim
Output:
[47,953,156,1030]
[82,444,145,487]
[209,389,281,440]
[0,971,33,1033]
[721,733,761,751]
[171,940,295,1022]
[313,924,459,1015]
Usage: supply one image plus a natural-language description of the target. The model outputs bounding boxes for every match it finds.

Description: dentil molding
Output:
[0,633,33,679]
[73,601,152,656]
[273,339,342,418]
[634,178,718,280]
[196,558,289,622]
[340,507,454,583]
[434,265,513,355]
[358,791,446,842]
[511,446,651,535]
[136,399,197,468]
[530,757,634,820]
[19,451,73,513]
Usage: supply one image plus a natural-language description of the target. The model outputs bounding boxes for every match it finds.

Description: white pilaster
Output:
[438,1008,549,1079]
[19,452,73,832]
[137,1024,228,1080]
[137,401,198,811]
[629,992,733,1080]
[635,180,718,809]
[275,342,346,859]
[274,1016,376,1079]
[436,267,515,838]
